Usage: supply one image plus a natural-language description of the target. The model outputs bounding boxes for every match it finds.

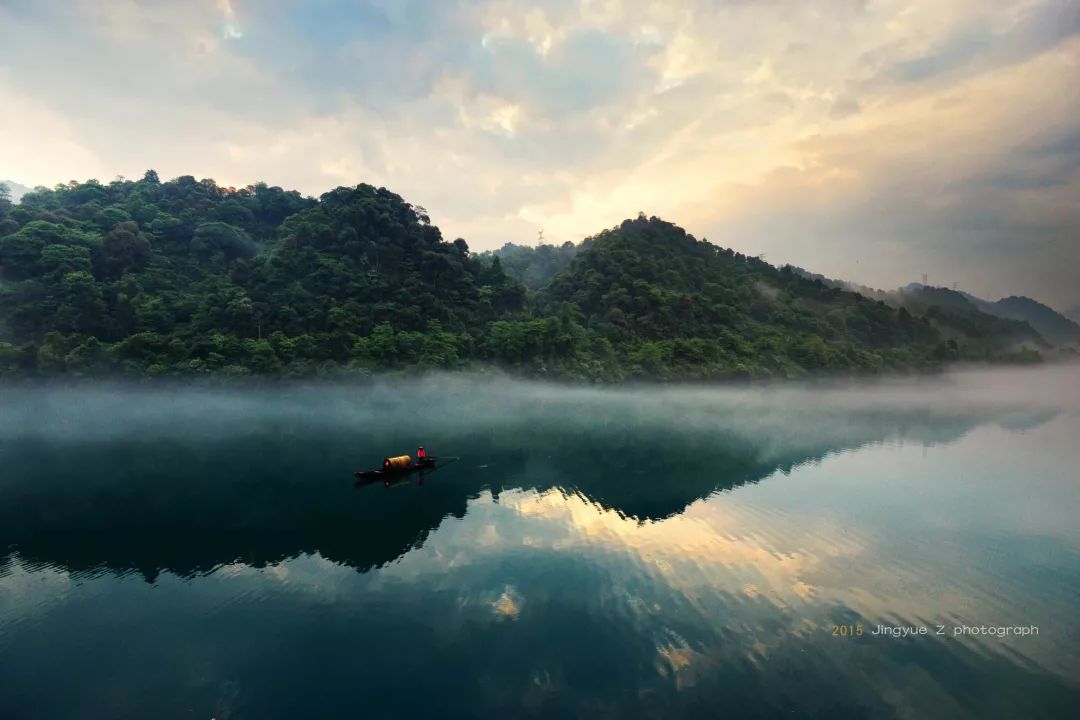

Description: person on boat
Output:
[417,446,427,464]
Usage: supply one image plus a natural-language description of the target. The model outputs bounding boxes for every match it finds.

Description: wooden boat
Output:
[354,457,436,482]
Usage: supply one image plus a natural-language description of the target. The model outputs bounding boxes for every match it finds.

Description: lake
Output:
[1,367,1078,719]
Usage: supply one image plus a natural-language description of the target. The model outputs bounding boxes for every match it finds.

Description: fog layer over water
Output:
[1,366,1078,718]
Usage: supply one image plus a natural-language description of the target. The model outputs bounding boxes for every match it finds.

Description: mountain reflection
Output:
[0,377,1058,581]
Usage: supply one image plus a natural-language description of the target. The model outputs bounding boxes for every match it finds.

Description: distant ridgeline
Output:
[0,173,1059,381]
[790,267,1080,353]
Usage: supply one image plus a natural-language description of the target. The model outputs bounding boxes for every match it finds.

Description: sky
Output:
[1,0,1077,307]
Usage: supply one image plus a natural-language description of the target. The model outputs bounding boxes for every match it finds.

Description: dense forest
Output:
[0,174,1051,381]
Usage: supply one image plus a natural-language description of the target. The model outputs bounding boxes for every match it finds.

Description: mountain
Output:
[901,285,1078,348]
[0,180,32,203]
[541,216,960,378]
[894,285,1047,354]
[0,174,1048,380]
[787,270,1048,355]
[903,285,1079,348]
[946,288,1079,348]
[1066,305,1080,325]
[967,295,1080,348]
[0,173,527,377]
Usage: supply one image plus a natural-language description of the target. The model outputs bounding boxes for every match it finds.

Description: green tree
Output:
[191,222,256,261]
[94,221,150,280]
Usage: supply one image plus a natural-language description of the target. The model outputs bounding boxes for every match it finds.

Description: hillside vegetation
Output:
[789,267,1063,355]
[971,295,1080,347]
[0,174,1047,380]
[894,286,1048,357]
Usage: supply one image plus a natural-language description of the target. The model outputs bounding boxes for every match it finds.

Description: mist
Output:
[1,364,1076,448]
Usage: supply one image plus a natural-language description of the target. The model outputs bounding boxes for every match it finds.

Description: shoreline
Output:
[2,357,1076,392]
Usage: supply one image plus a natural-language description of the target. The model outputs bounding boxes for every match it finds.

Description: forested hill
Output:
[788,268,1060,352]
[541,217,990,377]
[0,174,1046,380]
[969,295,1080,347]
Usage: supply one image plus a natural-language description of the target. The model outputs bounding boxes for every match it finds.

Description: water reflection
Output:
[1,369,1078,718]
[0,379,1060,580]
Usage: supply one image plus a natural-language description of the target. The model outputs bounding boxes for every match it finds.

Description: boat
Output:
[354,455,436,484]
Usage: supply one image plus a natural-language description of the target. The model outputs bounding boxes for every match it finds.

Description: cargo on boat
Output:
[384,455,412,470]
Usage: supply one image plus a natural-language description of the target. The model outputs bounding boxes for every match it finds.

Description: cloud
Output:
[690,37,1080,303]
[0,0,1077,305]
[218,0,243,39]
[875,0,1080,86]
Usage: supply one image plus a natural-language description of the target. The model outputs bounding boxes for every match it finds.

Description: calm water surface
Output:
[1,367,1078,719]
